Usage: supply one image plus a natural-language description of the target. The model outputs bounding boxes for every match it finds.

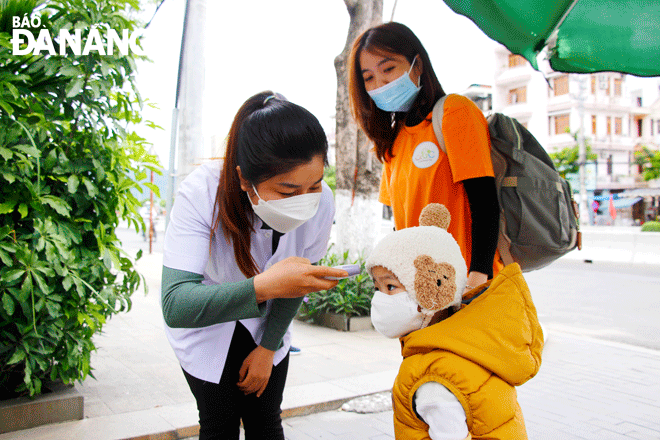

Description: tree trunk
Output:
[334,0,383,259]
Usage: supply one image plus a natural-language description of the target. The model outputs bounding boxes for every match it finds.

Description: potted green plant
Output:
[297,250,375,331]
[641,220,660,232]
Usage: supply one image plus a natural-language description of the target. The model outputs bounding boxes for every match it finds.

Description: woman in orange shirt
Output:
[348,22,502,289]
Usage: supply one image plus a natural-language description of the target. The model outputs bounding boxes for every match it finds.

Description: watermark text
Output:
[11,14,144,56]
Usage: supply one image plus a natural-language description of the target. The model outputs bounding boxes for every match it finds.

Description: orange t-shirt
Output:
[379,94,503,276]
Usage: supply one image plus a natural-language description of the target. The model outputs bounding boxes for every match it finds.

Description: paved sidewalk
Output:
[1,225,659,440]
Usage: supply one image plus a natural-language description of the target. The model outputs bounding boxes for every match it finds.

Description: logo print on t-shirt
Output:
[412,141,439,169]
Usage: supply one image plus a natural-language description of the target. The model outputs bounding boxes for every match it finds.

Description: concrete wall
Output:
[563,226,660,265]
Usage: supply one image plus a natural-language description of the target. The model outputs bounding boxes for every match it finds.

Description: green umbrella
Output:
[442,0,660,76]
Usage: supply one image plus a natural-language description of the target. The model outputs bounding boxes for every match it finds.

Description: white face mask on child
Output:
[370,290,427,339]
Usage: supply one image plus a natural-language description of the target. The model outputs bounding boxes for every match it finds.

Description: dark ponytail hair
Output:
[213,91,328,278]
[348,22,445,162]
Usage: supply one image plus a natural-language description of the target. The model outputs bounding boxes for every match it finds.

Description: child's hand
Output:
[237,345,275,397]
[464,271,488,293]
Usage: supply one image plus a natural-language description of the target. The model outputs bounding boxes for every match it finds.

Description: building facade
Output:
[485,47,660,224]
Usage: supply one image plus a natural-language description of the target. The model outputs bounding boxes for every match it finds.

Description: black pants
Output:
[183,322,289,440]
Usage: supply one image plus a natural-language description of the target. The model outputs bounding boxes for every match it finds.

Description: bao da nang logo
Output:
[10,14,144,56]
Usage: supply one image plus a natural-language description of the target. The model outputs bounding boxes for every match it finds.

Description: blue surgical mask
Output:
[367,57,421,112]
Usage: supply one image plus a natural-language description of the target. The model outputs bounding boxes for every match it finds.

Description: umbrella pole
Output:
[577,75,589,224]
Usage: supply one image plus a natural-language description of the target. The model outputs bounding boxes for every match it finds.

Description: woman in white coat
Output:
[161,91,347,439]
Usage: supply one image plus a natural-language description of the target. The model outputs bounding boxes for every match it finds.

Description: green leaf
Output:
[59,65,82,77]
[90,310,105,325]
[65,78,85,98]
[21,272,33,296]
[0,146,13,161]
[35,265,55,277]
[32,272,52,295]
[44,149,57,170]
[15,144,40,158]
[67,175,80,194]
[3,82,19,99]
[2,269,25,284]
[90,82,100,99]
[102,248,112,270]
[0,200,17,214]
[2,293,15,316]
[18,204,28,218]
[45,301,60,317]
[100,61,110,76]
[143,182,160,197]
[41,196,71,217]
[0,249,12,266]
[81,177,98,197]
[1,172,16,184]
[0,100,14,115]
[7,349,25,365]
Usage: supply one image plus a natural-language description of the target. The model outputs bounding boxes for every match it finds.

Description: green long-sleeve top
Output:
[161,266,303,352]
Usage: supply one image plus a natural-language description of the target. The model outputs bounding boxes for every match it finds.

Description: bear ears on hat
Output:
[419,204,451,230]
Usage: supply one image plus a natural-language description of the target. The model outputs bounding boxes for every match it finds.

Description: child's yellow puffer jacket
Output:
[392,263,544,439]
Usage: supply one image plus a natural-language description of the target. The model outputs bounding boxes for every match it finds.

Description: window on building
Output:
[591,75,596,94]
[607,117,612,135]
[553,75,569,96]
[592,115,597,135]
[615,117,622,135]
[607,155,613,175]
[508,86,527,104]
[637,97,643,107]
[553,114,570,135]
[613,77,623,96]
[636,118,643,137]
[508,54,526,68]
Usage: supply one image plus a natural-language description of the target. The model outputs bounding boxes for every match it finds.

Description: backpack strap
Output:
[431,95,450,154]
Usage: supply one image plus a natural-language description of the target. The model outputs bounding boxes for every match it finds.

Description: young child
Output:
[366,204,544,440]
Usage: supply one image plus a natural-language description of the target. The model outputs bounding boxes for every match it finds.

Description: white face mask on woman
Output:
[249,185,321,234]
[371,290,430,339]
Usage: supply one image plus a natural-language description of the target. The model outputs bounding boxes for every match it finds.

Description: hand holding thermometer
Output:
[324,264,361,280]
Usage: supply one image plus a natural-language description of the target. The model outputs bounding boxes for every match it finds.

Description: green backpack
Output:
[432,95,581,272]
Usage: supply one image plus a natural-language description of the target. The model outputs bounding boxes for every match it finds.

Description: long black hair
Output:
[213,91,328,278]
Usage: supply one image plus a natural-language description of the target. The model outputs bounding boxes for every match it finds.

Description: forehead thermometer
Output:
[325,264,361,280]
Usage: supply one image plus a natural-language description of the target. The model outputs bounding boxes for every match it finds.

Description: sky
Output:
[134,0,501,165]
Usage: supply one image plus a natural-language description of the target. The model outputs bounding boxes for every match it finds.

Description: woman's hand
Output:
[237,345,275,397]
[253,256,348,303]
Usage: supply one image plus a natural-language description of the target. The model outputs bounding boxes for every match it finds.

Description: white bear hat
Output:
[366,204,467,312]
